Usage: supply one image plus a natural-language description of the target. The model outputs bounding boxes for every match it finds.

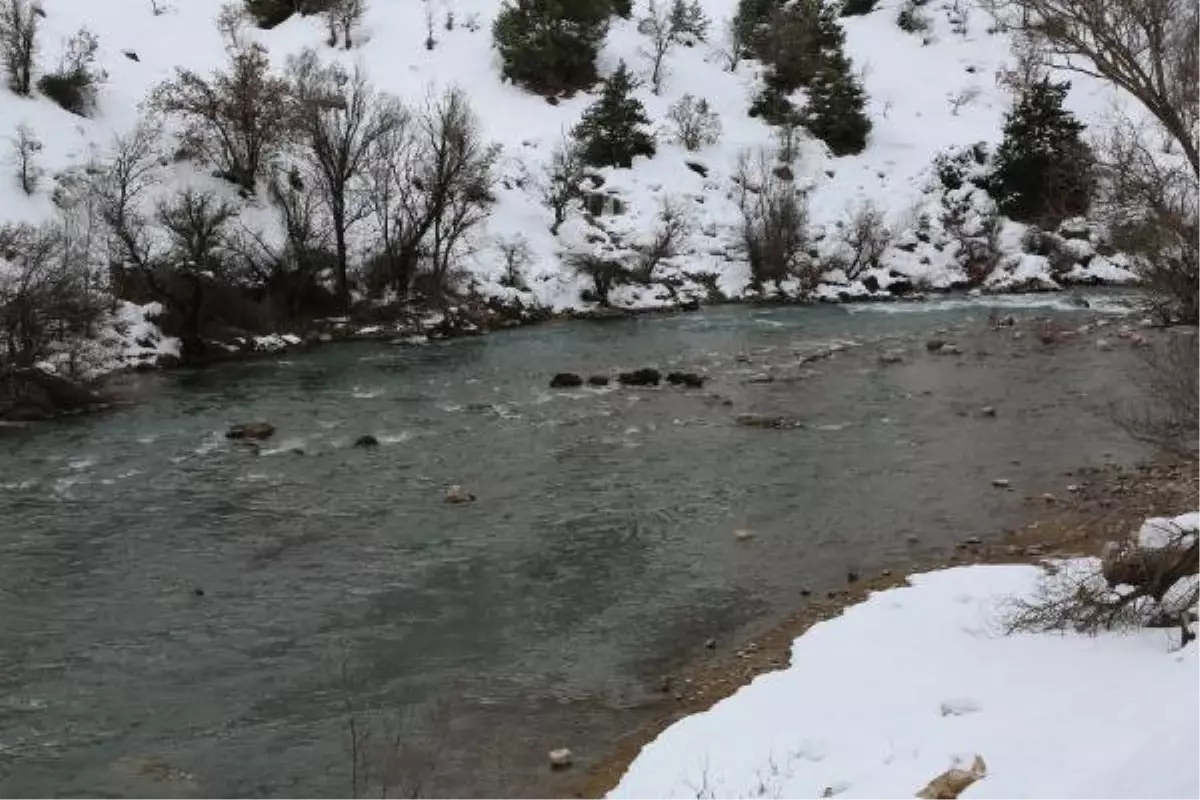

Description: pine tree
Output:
[732,0,777,59]
[990,78,1094,223]
[795,5,870,155]
[493,0,610,94]
[572,61,656,167]
[669,0,709,41]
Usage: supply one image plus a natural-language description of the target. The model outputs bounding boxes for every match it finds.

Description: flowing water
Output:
[0,295,1149,797]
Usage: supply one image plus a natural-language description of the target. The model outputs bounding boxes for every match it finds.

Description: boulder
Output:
[666,371,705,388]
[226,422,275,441]
[353,434,379,448]
[618,368,661,387]
[549,372,583,388]
[444,485,476,504]
[587,375,610,386]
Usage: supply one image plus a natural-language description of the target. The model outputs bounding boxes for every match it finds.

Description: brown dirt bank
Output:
[553,458,1197,799]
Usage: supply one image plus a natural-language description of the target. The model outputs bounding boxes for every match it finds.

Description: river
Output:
[0,294,1149,797]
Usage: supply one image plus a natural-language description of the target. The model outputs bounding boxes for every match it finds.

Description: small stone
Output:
[733,528,755,541]
[587,375,610,386]
[548,748,573,770]
[881,569,892,577]
[847,570,860,584]
[991,478,1011,488]
[192,587,205,597]
[905,534,921,544]
[1041,493,1057,503]
[290,447,306,456]
[800,588,811,597]
[704,638,716,649]
[444,485,476,504]
[965,536,982,545]
[925,338,946,352]
[980,406,996,417]
[1066,483,1081,492]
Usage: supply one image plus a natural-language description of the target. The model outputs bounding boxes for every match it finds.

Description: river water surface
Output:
[0,296,1149,797]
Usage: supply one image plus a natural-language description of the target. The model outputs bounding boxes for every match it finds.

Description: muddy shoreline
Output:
[557,459,1198,799]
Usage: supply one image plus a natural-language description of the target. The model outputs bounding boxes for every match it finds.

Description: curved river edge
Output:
[558,459,1198,799]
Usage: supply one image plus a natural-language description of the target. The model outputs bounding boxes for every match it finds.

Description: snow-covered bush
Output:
[896,0,931,33]
[666,94,721,151]
[492,0,609,94]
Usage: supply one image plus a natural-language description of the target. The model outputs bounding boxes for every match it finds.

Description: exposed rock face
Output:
[0,368,110,421]
[226,421,276,440]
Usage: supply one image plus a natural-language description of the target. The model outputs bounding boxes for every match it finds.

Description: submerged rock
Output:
[618,368,661,386]
[666,371,705,388]
[353,434,379,448]
[226,421,275,441]
[587,375,610,386]
[549,372,583,388]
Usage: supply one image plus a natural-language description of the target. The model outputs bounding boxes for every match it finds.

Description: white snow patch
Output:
[611,558,1199,800]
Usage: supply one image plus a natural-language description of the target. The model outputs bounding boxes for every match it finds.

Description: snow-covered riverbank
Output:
[610,514,1199,800]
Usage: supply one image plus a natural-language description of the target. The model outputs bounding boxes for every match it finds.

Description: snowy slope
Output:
[1,0,1139,314]
[610,547,1200,799]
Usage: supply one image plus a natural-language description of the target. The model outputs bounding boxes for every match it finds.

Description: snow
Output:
[1137,512,1200,551]
[610,556,1199,799]
[0,0,1154,331]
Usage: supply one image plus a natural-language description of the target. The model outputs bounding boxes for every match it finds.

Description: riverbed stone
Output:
[353,434,379,448]
[550,372,583,388]
[587,375,610,386]
[226,421,275,440]
[991,478,1011,488]
[548,748,573,769]
[733,528,755,541]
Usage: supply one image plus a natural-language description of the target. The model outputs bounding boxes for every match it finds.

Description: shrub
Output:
[734,150,812,292]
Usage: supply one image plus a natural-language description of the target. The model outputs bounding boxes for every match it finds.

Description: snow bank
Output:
[610,558,1199,799]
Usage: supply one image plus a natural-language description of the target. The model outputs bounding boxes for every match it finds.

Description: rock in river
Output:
[618,368,661,386]
[444,485,476,504]
[735,413,804,430]
[354,434,379,448]
[666,371,705,388]
[226,421,275,440]
[549,373,583,388]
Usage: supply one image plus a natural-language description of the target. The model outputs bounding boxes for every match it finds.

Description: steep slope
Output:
[0,0,1137,319]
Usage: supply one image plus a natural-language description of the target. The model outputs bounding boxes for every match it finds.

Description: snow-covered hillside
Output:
[2,0,1138,316]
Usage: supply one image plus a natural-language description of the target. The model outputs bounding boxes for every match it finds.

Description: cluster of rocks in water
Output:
[548,368,706,389]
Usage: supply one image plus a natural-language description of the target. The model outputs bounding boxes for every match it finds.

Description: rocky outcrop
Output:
[0,367,110,421]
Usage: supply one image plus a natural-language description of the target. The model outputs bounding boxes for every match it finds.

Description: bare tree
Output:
[666,94,721,150]
[423,0,436,50]
[639,0,674,94]
[10,122,40,194]
[363,87,497,299]
[288,49,404,311]
[632,195,690,282]
[150,42,292,192]
[716,16,741,72]
[216,2,249,51]
[542,135,585,233]
[496,234,530,289]
[840,200,891,280]
[95,122,161,269]
[38,27,103,116]
[157,188,238,271]
[986,0,1198,175]
[324,0,366,49]
[734,150,811,293]
[0,0,38,96]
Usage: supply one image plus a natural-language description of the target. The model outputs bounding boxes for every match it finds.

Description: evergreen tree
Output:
[990,78,1094,223]
[732,0,777,59]
[794,5,870,155]
[669,0,709,41]
[611,0,632,17]
[493,0,610,94]
[572,61,656,167]
[840,0,877,16]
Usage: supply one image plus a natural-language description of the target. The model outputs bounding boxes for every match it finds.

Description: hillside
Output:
[0,0,1142,377]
